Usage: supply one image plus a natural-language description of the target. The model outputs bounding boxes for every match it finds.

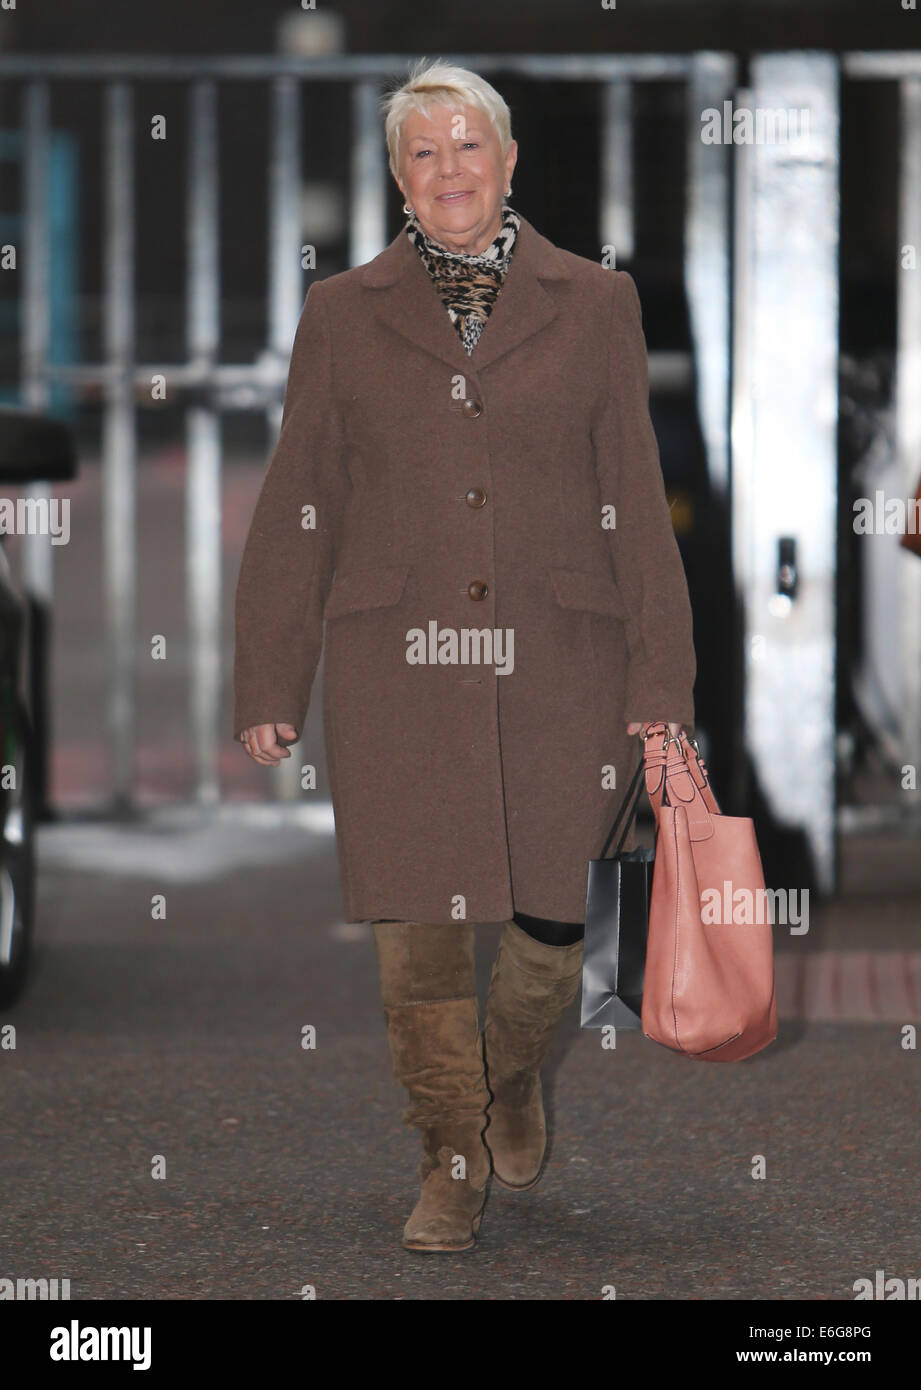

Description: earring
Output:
[403,201,413,214]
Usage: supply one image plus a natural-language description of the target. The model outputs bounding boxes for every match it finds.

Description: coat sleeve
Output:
[591,269,697,729]
[232,278,349,742]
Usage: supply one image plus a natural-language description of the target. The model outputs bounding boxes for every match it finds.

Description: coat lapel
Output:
[359,213,573,373]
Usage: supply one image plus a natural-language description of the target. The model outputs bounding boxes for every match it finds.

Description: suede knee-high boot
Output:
[373,920,491,1252]
[483,920,584,1190]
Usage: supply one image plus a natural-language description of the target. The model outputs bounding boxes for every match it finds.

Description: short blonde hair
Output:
[381,58,513,176]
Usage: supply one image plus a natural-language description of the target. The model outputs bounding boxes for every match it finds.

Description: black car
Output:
[0,407,77,1007]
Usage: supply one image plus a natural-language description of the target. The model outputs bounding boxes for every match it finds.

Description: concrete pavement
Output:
[1,816,918,1301]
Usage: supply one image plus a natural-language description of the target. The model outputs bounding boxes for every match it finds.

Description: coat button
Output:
[465,487,487,508]
[463,398,483,418]
[468,580,488,601]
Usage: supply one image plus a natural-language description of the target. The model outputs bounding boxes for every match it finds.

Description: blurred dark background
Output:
[0,0,914,857]
[0,0,908,370]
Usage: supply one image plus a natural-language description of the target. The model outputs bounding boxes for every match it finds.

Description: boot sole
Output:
[401,1209,484,1252]
[492,1168,543,1192]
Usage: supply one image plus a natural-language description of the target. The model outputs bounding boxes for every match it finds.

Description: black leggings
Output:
[512,911,585,947]
[373,913,585,947]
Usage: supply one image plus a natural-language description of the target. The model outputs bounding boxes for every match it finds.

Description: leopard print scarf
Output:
[404,205,520,355]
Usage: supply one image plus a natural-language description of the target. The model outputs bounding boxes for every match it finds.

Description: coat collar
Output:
[358,213,572,373]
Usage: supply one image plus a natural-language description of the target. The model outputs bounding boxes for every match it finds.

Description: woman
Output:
[234,60,695,1253]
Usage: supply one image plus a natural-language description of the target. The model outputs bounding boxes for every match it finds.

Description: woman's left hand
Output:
[626,720,684,739]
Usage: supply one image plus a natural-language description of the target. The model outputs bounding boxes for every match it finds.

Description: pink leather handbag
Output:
[640,723,778,1062]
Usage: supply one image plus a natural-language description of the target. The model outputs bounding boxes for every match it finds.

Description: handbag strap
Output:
[681,735,721,814]
[598,723,721,859]
[599,741,647,860]
[641,722,670,811]
[642,722,721,816]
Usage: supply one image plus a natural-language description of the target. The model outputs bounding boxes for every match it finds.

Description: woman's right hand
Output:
[239,722,297,766]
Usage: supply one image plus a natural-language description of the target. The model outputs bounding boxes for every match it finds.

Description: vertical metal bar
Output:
[21,83,51,417]
[186,80,221,804]
[350,80,386,268]
[20,83,55,818]
[268,76,303,800]
[21,85,53,599]
[268,77,302,360]
[102,81,137,808]
[732,54,840,893]
[729,94,756,816]
[896,79,921,779]
[600,79,634,263]
[685,53,735,497]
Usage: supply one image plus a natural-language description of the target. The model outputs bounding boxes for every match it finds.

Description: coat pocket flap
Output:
[548,566,628,620]
[323,563,411,620]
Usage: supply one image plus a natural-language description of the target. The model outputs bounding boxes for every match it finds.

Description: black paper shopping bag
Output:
[581,747,654,1030]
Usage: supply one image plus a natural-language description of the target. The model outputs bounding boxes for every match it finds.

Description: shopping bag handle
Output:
[598,739,648,860]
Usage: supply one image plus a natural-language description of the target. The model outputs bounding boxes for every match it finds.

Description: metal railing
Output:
[5,50,919,887]
[3,50,735,810]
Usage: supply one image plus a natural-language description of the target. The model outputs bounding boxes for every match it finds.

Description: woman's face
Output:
[394,101,517,255]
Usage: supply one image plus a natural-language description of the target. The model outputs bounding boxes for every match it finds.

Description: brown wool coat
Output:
[233,214,696,925]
